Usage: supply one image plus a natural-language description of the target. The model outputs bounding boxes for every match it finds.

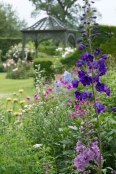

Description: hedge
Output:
[0,38,21,60]
[33,58,55,81]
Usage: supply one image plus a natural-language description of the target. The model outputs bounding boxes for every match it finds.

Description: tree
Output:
[29,0,81,27]
[0,2,27,57]
[0,2,27,37]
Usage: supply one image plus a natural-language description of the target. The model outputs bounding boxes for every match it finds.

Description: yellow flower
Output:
[13,98,18,102]
[13,112,19,116]
[19,89,24,93]
[7,109,13,112]
[19,100,25,104]
[7,98,12,101]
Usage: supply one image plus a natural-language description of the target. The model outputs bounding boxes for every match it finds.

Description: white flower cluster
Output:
[5,43,35,60]
[56,47,76,58]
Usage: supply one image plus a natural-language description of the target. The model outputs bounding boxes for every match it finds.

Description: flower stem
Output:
[88,27,102,174]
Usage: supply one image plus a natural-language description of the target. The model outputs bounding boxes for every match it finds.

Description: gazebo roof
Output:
[23,15,75,31]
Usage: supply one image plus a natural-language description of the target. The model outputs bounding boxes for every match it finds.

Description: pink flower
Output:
[71,112,76,118]
[66,85,72,90]
[74,105,79,109]
[86,101,90,105]
[26,96,31,101]
[47,86,53,92]
[72,69,77,73]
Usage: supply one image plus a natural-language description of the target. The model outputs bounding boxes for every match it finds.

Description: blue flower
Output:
[96,102,105,114]
[72,78,79,88]
[63,71,72,84]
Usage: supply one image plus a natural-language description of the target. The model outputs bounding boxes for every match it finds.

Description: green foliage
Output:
[39,45,57,56]
[34,58,54,81]
[92,25,116,52]
[60,49,83,68]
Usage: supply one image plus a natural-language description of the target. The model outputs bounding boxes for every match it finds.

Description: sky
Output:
[1,0,116,27]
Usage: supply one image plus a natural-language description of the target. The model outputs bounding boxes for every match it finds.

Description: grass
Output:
[0,73,35,109]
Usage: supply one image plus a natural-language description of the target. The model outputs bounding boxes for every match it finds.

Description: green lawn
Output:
[0,73,35,108]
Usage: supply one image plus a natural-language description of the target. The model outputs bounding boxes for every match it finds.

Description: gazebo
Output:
[21,15,77,58]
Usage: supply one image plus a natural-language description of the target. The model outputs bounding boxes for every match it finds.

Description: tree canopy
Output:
[29,0,81,28]
[0,2,27,38]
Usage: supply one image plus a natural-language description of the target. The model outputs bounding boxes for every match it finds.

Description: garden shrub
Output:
[3,58,34,79]
[60,49,83,68]
[33,59,54,81]
[39,45,57,56]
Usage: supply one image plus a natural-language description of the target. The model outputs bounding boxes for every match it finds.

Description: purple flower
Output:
[80,75,92,86]
[76,141,85,152]
[78,70,88,78]
[78,70,92,86]
[82,90,92,100]
[79,25,84,28]
[93,74,99,83]
[105,87,110,96]
[78,44,85,50]
[112,107,116,112]
[80,17,84,21]
[81,52,94,62]
[114,170,116,174]
[98,59,107,76]
[96,33,101,36]
[100,54,107,60]
[95,102,105,114]
[94,48,100,55]
[76,59,83,67]
[95,82,105,92]
[82,33,86,37]
[93,16,97,19]
[74,91,83,101]
[77,38,82,43]
[91,34,95,38]
[81,30,86,33]
[72,78,79,88]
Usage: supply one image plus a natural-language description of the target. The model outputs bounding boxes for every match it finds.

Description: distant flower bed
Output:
[3,58,34,79]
